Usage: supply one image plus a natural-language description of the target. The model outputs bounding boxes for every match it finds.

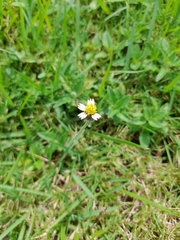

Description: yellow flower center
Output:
[85,104,96,115]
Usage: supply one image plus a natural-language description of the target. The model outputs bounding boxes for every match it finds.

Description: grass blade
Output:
[18,223,26,240]
[20,4,27,49]
[147,0,159,42]
[0,83,13,106]
[0,185,52,197]
[72,173,95,200]
[0,213,28,240]
[76,0,80,46]
[104,7,127,22]
[125,22,136,69]
[97,0,110,14]
[4,152,23,184]
[25,211,35,240]
[89,131,144,149]
[119,189,180,217]
[164,73,180,93]
[60,225,67,240]
[99,53,113,97]
[49,193,87,230]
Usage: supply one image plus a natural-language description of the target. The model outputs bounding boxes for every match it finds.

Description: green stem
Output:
[58,121,89,171]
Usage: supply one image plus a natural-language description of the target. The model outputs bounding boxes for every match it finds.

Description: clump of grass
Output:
[0,0,180,239]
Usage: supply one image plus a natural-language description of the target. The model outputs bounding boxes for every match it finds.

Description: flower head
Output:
[78,99,101,121]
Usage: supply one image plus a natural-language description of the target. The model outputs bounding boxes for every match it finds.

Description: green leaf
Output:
[130,119,146,126]
[0,83,13,106]
[143,107,152,120]
[37,72,46,79]
[125,23,136,69]
[117,113,130,122]
[164,73,180,93]
[102,31,112,51]
[0,213,28,240]
[72,173,95,199]
[73,77,85,94]
[112,58,125,67]
[19,114,31,136]
[107,86,117,104]
[18,223,26,240]
[60,226,67,240]
[99,53,112,96]
[0,184,52,197]
[148,119,162,128]
[34,160,43,170]
[49,193,87,230]
[97,0,110,14]
[53,95,72,108]
[88,131,144,149]
[159,103,169,115]
[147,0,159,43]
[139,129,151,148]
[104,6,127,22]
[94,51,107,59]
[115,95,130,109]
[74,233,80,240]
[91,230,106,238]
[127,123,141,132]
[155,68,168,82]
[37,132,65,149]
[108,108,119,118]
[119,189,180,217]
[161,38,170,55]
[150,97,159,111]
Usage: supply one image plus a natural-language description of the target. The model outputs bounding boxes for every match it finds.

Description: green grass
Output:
[0,0,180,239]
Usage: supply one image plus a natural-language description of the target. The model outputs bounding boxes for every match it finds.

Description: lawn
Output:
[0,0,180,239]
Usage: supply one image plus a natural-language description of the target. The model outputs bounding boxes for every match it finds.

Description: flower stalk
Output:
[59,99,101,171]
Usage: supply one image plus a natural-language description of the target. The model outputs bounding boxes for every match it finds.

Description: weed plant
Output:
[0,0,180,239]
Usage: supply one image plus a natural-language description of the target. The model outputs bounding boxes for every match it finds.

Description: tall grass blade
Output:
[0,83,13,106]
[0,213,28,240]
[49,193,87,230]
[72,173,95,200]
[99,53,113,97]
[97,0,110,14]
[125,22,135,69]
[89,131,144,149]
[119,189,180,217]
[147,0,159,42]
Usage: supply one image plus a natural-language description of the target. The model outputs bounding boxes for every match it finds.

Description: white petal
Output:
[92,113,101,121]
[78,103,86,111]
[78,112,87,120]
[87,99,95,105]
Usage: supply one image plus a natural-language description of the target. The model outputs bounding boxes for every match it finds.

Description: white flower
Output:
[78,99,101,121]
